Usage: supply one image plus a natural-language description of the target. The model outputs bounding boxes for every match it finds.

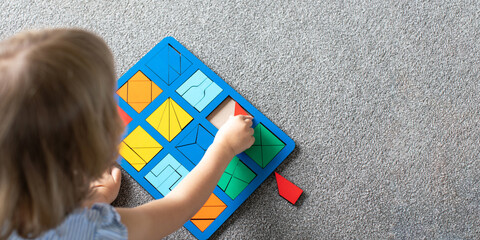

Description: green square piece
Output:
[218,156,256,199]
[244,123,285,168]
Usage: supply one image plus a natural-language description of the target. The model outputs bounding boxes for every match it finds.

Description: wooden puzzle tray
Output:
[116,37,295,239]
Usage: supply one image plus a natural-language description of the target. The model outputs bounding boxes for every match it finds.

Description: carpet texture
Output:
[1,1,479,239]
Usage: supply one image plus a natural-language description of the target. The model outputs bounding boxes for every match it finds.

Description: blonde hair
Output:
[0,29,123,238]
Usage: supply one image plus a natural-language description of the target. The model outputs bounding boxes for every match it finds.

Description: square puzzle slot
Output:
[217,156,256,200]
[145,154,189,196]
[244,123,285,168]
[190,193,227,232]
[146,98,193,142]
[116,71,162,113]
[207,97,250,130]
[119,126,163,171]
[176,70,222,112]
[146,44,192,85]
[176,124,215,165]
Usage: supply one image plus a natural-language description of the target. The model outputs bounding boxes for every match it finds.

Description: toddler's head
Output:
[0,29,123,238]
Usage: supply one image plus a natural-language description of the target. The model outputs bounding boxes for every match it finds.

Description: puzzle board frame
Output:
[117,37,295,240]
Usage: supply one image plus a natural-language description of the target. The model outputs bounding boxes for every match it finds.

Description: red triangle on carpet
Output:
[275,172,303,204]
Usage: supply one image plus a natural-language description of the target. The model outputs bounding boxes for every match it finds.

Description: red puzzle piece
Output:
[118,106,132,126]
[234,102,249,116]
[275,172,303,204]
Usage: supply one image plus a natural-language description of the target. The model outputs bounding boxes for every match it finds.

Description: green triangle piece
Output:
[259,124,285,146]
[261,145,284,168]
[224,156,240,175]
[244,146,262,167]
[225,177,249,200]
[233,160,256,183]
[217,172,232,191]
[251,124,262,146]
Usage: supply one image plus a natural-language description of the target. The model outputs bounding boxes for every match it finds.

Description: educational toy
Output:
[275,172,303,205]
[117,37,295,239]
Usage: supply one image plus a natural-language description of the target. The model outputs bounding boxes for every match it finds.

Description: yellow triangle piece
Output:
[156,99,171,140]
[116,83,128,102]
[171,98,193,128]
[133,147,162,163]
[151,83,163,101]
[119,142,146,171]
[191,219,214,232]
[124,126,160,148]
[146,99,167,130]
[131,163,147,171]
[169,99,182,141]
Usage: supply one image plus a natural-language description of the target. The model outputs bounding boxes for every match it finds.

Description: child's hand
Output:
[213,115,255,156]
[84,166,122,207]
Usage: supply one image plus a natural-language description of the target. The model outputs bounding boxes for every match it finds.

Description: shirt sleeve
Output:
[87,203,128,240]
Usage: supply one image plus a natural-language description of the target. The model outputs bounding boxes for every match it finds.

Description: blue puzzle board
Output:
[116,37,295,239]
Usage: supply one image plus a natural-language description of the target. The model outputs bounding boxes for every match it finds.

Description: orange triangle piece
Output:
[191,206,226,219]
[130,71,150,82]
[129,102,150,113]
[151,82,163,100]
[116,83,128,102]
[204,193,226,207]
[191,219,214,232]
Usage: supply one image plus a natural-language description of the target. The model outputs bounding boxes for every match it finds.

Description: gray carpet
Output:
[2,1,480,239]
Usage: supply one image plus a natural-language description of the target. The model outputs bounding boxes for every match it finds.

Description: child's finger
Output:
[248,135,255,146]
[244,118,253,127]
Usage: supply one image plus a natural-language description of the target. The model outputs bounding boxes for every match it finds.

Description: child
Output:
[0,29,255,239]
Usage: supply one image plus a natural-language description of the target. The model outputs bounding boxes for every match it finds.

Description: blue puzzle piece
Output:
[197,125,214,150]
[168,47,181,73]
[176,70,208,95]
[158,170,181,195]
[170,166,189,190]
[150,159,169,176]
[177,128,198,147]
[176,125,214,165]
[176,70,222,111]
[180,55,192,73]
[150,154,180,176]
[145,154,190,196]
[195,82,223,111]
[146,47,169,84]
[177,144,205,165]
[182,80,211,107]
[147,45,192,85]
[145,165,175,188]
[168,67,180,83]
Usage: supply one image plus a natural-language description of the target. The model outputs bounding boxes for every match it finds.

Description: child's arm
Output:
[116,115,254,240]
